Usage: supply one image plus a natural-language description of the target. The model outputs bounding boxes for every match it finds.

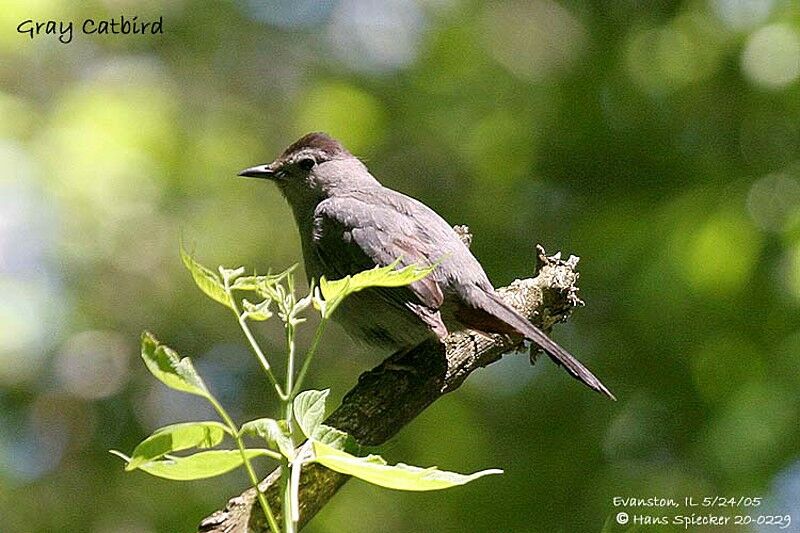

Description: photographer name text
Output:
[612,495,793,530]
[17,16,163,44]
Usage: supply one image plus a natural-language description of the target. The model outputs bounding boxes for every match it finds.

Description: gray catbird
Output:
[239,132,614,399]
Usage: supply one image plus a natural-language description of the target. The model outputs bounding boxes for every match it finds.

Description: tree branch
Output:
[198,243,585,533]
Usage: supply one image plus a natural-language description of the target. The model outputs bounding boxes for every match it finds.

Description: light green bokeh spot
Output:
[295,82,386,154]
[465,110,534,184]
[625,13,726,93]
[785,243,800,302]
[38,61,178,222]
[705,383,796,479]
[0,93,38,139]
[679,209,761,294]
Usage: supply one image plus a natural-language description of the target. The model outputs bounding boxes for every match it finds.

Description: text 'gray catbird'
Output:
[239,132,614,399]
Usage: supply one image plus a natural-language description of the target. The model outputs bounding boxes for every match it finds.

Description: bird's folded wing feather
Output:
[313,190,454,312]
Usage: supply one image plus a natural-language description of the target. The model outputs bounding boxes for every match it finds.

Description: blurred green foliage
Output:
[1,0,799,531]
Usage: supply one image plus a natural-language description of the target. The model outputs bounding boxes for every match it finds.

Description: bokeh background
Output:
[2,0,800,531]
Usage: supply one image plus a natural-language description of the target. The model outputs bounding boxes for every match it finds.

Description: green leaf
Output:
[126,421,230,471]
[311,441,503,491]
[241,418,295,459]
[312,424,349,450]
[242,298,273,321]
[117,449,273,481]
[232,265,298,291]
[140,332,210,398]
[219,266,245,281]
[293,389,329,439]
[319,259,436,316]
[180,245,232,308]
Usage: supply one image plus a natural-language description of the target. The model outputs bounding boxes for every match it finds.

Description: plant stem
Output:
[288,445,308,525]
[221,272,288,532]
[223,276,286,399]
[284,324,296,429]
[239,313,287,399]
[221,268,319,532]
[281,322,298,533]
[282,461,296,533]
[207,395,281,533]
[292,318,328,397]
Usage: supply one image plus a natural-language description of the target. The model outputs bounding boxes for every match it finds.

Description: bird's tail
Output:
[459,288,616,400]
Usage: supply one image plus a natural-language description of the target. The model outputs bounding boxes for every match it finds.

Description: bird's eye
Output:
[298,157,316,171]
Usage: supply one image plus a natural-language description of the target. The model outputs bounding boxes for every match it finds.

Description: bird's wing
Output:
[314,190,615,399]
[313,190,455,311]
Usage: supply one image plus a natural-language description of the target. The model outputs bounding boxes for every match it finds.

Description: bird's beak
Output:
[237,164,275,179]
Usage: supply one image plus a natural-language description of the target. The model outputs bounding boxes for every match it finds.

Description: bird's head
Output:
[238,132,376,206]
